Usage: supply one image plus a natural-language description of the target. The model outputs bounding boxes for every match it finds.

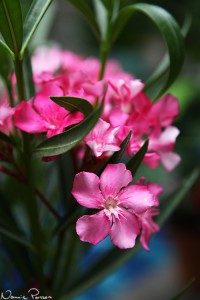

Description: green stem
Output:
[14,56,46,291]
[98,42,110,80]
[14,57,26,102]
[50,231,65,291]
[54,229,78,297]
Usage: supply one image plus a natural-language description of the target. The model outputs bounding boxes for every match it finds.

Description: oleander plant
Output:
[0,0,198,299]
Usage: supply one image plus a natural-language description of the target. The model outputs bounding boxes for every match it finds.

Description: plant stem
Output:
[98,42,110,80]
[14,56,46,291]
[54,229,78,297]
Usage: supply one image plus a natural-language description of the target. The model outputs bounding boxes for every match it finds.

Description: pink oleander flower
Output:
[84,118,120,157]
[14,92,83,138]
[72,163,161,249]
[148,126,181,171]
[148,94,179,130]
[32,46,63,84]
[0,104,14,135]
[108,79,145,113]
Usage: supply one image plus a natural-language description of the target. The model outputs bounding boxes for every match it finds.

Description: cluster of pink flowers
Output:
[0,46,181,249]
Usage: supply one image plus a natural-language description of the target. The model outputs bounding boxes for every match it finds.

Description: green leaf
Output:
[170,277,196,300]
[0,0,23,54]
[0,36,14,58]
[100,0,112,10]
[126,139,149,176]
[112,3,184,99]
[144,15,191,98]
[93,0,108,40]
[34,101,103,157]
[21,0,54,57]
[107,130,132,164]
[68,0,100,39]
[0,40,12,80]
[51,96,93,117]
[58,169,199,300]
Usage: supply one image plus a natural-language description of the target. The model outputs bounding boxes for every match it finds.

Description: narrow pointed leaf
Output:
[144,15,191,97]
[0,0,23,54]
[107,130,132,165]
[68,0,100,38]
[93,0,108,40]
[0,37,14,58]
[112,3,184,99]
[0,41,12,81]
[51,96,93,117]
[58,169,199,300]
[21,0,54,57]
[34,102,103,157]
[126,139,149,176]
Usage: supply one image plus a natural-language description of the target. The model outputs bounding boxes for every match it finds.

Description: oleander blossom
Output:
[0,104,14,135]
[72,163,162,249]
[12,46,181,171]
[84,118,120,157]
[14,87,83,138]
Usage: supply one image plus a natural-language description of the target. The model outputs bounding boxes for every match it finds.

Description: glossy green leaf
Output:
[34,102,103,157]
[112,3,184,99]
[0,41,12,80]
[144,15,191,98]
[107,130,132,164]
[21,0,53,57]
[93,0,108,40]
[0,36,14,58]
[100,0,112,10]
[170,277,195,300]
[51,96,93,117]
[126,139,149,176]
[68,0,100,38]
[0,0,23,54]
[59,169,199,300]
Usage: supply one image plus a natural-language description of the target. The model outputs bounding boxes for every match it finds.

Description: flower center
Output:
[103,196,119,218]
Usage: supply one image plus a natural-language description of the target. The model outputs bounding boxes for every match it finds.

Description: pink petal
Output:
[140,209,160,251]
[143,152,160,169]
[150,94,179,127]
[149,126,180,152]
[159,151,181,172]
[110,209,140,249]
[147,182,163,199]
[72,172,103,208]
[140,222,152,251]
[14,100,47,133]
[118,185,156,214]
[100,163,132,198]
[76,211,110,245]
[109,108,129,127]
